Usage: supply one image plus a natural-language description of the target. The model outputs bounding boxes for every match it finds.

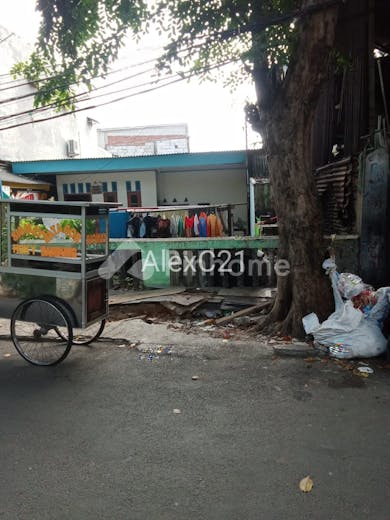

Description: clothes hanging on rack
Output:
[207,213,223,237]
[193,214,199,236]
[127,206,227,239]
[139,220,146,238]
[177,216,185,237]
[128,216,141,238]
[198,212,208,237]
[156,217,171,238]
[170,215,178,237]
[185,215,195,238]
[143,215,158,238]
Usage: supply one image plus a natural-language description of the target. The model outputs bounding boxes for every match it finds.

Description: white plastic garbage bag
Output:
[302,262,389,359]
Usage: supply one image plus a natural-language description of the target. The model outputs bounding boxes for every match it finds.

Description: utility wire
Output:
[0,33,14,45]
[0,59,236,132]
[0,62,160,106]
[0,67,172,124]
[0,51,164,92]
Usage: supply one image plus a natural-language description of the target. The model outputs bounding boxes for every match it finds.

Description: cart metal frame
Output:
[0,200,119,365]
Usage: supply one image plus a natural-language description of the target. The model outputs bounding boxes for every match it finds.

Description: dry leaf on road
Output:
[299,475,314,492]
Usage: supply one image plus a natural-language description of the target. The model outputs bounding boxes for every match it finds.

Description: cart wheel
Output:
[55,319,106,346]
[11,298,73,366]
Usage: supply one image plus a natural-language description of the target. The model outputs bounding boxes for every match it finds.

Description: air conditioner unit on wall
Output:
[67,139,79,157]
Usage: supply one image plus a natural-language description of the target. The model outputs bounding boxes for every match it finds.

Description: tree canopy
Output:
[14,0,344,336]
[12,0,333,112]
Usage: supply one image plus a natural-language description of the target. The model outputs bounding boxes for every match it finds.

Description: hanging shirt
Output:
[216,215,223,236]
[156,217,171,238]
[139,220,146,238]
[177,216,185,237]
[185,215,195,238]
[128,216,141,238]
[143,215,158,238]
[198,212,208,237]
[193,214,199,236]
[207,214,223,237]
[170,215,178,237]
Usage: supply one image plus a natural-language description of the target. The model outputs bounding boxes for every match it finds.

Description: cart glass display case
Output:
[0,200,119,329]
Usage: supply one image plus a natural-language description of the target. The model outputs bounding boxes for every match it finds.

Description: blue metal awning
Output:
[12,150,248,175]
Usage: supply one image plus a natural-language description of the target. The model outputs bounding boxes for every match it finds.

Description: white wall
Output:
[56,170,158,207]
[106,138,188,157]
[157,168,248,223]
[0,25,110,161]
[55,167,248,225]
[98,124,190,157]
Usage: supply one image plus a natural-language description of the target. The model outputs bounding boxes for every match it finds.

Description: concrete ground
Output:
[0,318,390,520]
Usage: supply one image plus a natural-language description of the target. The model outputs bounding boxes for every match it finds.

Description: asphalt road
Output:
[0,338,390,520]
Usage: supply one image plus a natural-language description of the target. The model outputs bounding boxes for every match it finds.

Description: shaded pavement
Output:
[0,326,390,519]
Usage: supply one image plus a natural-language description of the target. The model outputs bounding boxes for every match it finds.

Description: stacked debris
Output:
[109,286,275,326]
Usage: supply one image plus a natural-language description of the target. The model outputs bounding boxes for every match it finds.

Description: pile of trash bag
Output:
[302,259,390,359]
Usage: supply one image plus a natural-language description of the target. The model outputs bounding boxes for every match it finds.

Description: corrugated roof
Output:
[12,149,248,164]
[12,150,249,175]
[0,167,50,186]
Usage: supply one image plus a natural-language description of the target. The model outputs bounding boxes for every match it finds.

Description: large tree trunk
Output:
[256,2,340,338]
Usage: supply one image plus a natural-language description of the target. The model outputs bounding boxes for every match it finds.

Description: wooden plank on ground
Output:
[109,287,186,305]
[215,301,273,326]
[138,293,210,306]
[217,287,276,299]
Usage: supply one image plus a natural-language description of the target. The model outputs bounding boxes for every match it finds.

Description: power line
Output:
[0,59,237,132]
[0,51,164,92]
[0,33,14,45]
[0,67,170,124]
[0,47,242,126]
[0,62,161,107]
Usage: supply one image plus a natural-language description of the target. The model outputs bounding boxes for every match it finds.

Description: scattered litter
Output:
[108,288,274,342]
[156,346,173,355]
[215,301,273,326]
[304,259,390,359]
[232,316,259,326]
[304,357,318,363]
[353,368,369,378]
[191,375,199,380]
[197,319,215,327]
[4,353,11,357]
[357,366,374,374]
[173,409,181,414]
[222,339,229,343]
[139,351,159,361]
[302,313,320,334]
[299,476,314,493]
[145,317,160,324]
[116,341,139,349]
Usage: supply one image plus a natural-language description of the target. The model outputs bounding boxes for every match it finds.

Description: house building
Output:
[0,160,50,199]
[11,150,253,229]
[97,124,190,157]
[0,25,110,161]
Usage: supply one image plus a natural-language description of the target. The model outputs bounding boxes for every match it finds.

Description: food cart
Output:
[0,200,119,366]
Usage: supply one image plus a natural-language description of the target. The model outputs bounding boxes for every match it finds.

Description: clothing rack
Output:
[113,203,247,235]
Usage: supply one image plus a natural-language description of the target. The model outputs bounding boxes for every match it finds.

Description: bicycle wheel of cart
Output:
[11,297,73,366]
[55,319,106,346]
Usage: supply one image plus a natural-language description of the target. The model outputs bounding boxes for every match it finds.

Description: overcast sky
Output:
[1,0,259,152]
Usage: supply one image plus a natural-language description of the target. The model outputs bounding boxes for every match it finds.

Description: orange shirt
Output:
[207,214,223,237]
